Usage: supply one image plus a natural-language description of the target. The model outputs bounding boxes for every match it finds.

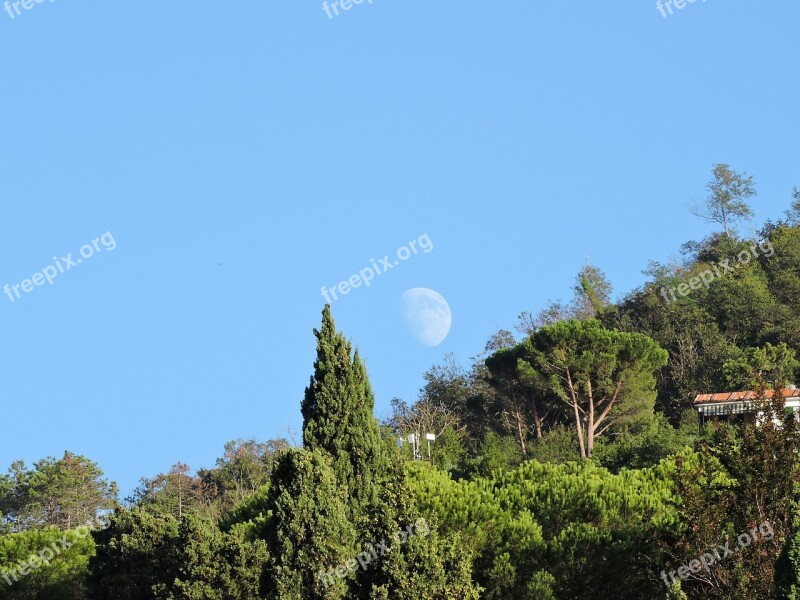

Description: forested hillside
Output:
[3,167,800,598]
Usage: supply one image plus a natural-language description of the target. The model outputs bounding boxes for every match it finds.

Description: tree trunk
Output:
[531,393,543,439]
[566,369,587,458]
[572,400,586,459]
[587,378,595,457]
[514,409,528,455]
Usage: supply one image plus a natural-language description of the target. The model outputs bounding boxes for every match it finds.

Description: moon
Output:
[400,288,452,347]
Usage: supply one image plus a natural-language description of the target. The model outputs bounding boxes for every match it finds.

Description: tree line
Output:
[2,164,800,598]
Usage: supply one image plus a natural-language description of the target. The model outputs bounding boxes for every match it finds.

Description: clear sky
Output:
[1,1,798,496]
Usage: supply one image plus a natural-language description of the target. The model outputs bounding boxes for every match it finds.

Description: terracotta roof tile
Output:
[694,388,799,405]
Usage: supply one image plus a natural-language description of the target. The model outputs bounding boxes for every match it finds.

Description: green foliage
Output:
[516,263,613,330]
[784,187,800,225]
[368,522,481,599]
[88,507,267,600]
[607,285,738,424]
[387,355,476,472]
[259,449,356,600]
[763,223,800,312]
[703,258,781,344]
[219,483,271,538]
[777,511,800,600]
[724,342,799,390]
[484,341,558,455]
[666,581,688,599]
[87,508,181,599]
[0,526,95,600]
[526,570,557,599]
[607,217,800,427]
[650,407,800,599]
[128,439,289,526]
[463,432,524,478]
[12,207,800,599]
[527,319,669,457]
[167,516,267,600]
[301,305,393,527]
[429,427,467,472]
[0,461,31,534]
[575,263,613,318]
[525,426,582,465]
[388,404,466,473]
[691,163,756,238]
[128,463,208,521]
[593,413,696,473]
[420,355,475,412]
[408,458,680,599]
[197,438,288,515]
[1,453,117,532]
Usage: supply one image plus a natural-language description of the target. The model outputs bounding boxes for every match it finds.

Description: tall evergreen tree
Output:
[301,305,393,520]
[298,306,480,598]
[260,449,355,600]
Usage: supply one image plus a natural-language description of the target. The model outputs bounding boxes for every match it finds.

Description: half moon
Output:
[399,288,452,347]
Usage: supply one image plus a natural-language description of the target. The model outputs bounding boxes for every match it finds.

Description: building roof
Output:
[694,388,800,405]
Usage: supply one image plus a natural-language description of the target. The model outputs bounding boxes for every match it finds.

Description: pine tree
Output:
[20,452,117,531]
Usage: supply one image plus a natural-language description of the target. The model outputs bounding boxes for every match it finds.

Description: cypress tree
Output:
[261,449,355,600]
[301,305,391,515]
[300,306,481,598]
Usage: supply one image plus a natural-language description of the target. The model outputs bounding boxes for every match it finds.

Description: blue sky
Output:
[1,1,797,495]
